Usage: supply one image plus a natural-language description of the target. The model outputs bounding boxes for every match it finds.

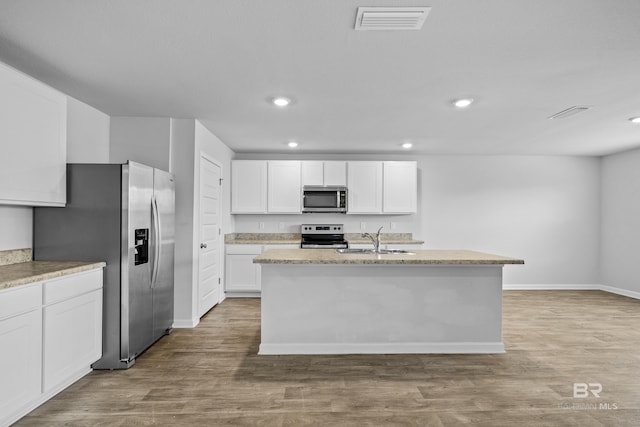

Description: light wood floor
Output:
[16,291,640,426]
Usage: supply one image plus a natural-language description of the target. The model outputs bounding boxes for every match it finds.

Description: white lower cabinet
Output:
[225,245,262,292]
[0,268,103,427]
[43,287,102,392]
[0,284,42,426]
[225,244,298,294]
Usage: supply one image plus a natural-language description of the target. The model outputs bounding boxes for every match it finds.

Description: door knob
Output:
[200,243,207,249]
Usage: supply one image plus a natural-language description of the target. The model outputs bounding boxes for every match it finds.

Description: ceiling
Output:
[1,0,640,156]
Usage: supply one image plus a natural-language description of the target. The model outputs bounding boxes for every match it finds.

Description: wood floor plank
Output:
[15,291,640,426]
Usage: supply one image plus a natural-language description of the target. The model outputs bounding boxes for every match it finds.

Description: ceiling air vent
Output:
[355,7,432,31]
[548,106,591,119]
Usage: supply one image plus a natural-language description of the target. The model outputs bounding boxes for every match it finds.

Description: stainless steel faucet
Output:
[362,226,384,253]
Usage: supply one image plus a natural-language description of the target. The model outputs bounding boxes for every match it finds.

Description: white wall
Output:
[421,156,600,286]
[0,96,110,251]
[170,119,197,326]
[234,154,602,286]
[67,97,110,163]
[171,119,235,326]
[0,206,32,251]
[110,117,171,170]
[601,147,640,295]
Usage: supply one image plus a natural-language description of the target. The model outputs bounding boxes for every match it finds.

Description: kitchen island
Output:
[254,249,524,355]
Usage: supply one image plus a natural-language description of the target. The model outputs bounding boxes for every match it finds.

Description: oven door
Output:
[301,233,348,248]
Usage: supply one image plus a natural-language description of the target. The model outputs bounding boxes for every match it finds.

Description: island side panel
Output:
[259,264,504,354]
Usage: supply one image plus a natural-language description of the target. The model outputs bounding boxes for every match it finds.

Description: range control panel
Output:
[301,224,343,234]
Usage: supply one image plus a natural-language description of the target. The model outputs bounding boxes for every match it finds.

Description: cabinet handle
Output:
[200,243,207,249]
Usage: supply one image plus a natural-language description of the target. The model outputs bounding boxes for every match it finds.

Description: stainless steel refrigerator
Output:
[33,161,175,370]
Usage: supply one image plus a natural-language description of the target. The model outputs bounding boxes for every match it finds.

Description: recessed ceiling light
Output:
[401,142,413,149]
[629,116,640,124]
[453,98,474,108]
[272,97,291,107]
[287,141,298,148]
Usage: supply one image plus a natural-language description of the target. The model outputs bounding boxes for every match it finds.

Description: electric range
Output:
[300,223,348,249]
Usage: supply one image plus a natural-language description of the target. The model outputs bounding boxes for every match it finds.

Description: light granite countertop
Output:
[225,233,424,245]
[254,248,524,265]
[0,261,106,290]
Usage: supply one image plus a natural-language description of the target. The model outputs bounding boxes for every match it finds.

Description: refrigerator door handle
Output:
[151,196,161,288]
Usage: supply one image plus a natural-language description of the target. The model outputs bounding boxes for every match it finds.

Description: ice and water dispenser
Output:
[134,228,149,265]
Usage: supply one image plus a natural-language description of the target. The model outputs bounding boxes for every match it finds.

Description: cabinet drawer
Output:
[0,283,41,320]
[43,269,103,305]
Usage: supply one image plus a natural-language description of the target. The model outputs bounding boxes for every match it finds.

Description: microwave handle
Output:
[337,191,340,208]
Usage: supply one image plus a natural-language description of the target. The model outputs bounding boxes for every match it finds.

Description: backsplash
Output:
[225,233,300,242]
[0,248,32,266]
[233,214,420,234]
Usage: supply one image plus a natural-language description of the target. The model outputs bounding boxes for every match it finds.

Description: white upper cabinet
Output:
[383,161,417,213]
[347,161,417,214]
[301,161,323,186]
[268,161,301,213]
[232,160,415,215]
[347,161,383,214]
[0,61,67,206]
[231,160,267,213]
[323,161,347,186]
[231,160,301,214]
[301,161,346,186]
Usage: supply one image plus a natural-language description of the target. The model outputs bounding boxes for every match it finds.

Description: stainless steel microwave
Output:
[302,186,347,213]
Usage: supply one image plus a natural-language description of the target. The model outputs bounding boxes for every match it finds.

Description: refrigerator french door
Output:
[34,161,175,370]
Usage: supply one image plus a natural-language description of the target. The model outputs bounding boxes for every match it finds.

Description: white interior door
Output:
[198,155,222,317]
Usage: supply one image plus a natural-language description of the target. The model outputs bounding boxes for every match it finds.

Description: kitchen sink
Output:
[335,248,376,254]
[336,248,415,255]
[378,249,415,255]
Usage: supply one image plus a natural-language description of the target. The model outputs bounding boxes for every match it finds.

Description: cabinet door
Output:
[0,309,42,424]
[347,162,383,214]
[231,161,267,213]
[301,161,324,186]
[43,289,102,392]
[323,161,347,186]
[268,161,301,213]
[302,161,346,186]
[0,61,67,206]
[383,161,417,213]
[225,245,262,292]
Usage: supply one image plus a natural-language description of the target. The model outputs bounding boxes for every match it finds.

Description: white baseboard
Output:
[504,283,640,300]
[259,342,505,355]
[226,285,640,299]
[172,318,199,328]
[599,285,640,300]
[225,291,261,298]
[503,284,599,290]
